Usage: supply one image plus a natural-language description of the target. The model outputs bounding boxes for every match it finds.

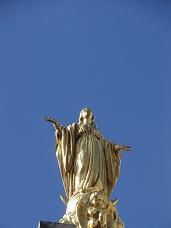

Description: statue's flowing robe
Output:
[56,123,121,200]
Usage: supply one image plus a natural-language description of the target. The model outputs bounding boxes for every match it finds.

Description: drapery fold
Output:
[56,123,121,200]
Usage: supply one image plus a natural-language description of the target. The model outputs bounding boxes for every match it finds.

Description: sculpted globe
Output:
[45,108,131,228]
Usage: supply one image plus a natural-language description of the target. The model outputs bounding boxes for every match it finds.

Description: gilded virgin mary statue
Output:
[45,108,131,228]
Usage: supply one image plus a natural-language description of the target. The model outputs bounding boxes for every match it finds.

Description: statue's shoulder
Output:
[93,126,101,134]
[93,126,106,141]
[66,123,78,130]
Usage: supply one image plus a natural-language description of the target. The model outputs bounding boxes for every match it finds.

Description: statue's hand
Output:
[114,144,131,152]
[119,145,131,151]
[44,116,63,131]
[44,116,57,124]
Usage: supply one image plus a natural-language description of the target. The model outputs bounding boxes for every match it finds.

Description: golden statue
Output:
[45,108,131,228]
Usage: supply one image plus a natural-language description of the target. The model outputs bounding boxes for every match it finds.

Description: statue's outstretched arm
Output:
[95,129,131,152]
[44,116,64,133]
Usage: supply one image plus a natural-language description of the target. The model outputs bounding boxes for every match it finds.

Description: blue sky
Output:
[0,0,170,228]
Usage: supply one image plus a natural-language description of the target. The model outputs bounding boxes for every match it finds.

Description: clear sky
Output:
[0,0,170,228]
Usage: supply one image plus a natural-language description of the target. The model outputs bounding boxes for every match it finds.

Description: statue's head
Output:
[79,108,95,125]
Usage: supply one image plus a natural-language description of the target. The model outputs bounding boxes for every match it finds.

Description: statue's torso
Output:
[74,125,107,193]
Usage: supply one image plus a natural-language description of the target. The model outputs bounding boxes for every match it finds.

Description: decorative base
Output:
[38,221,76,228]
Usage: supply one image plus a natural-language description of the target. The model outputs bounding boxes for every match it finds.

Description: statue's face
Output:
[79,108,94,125]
